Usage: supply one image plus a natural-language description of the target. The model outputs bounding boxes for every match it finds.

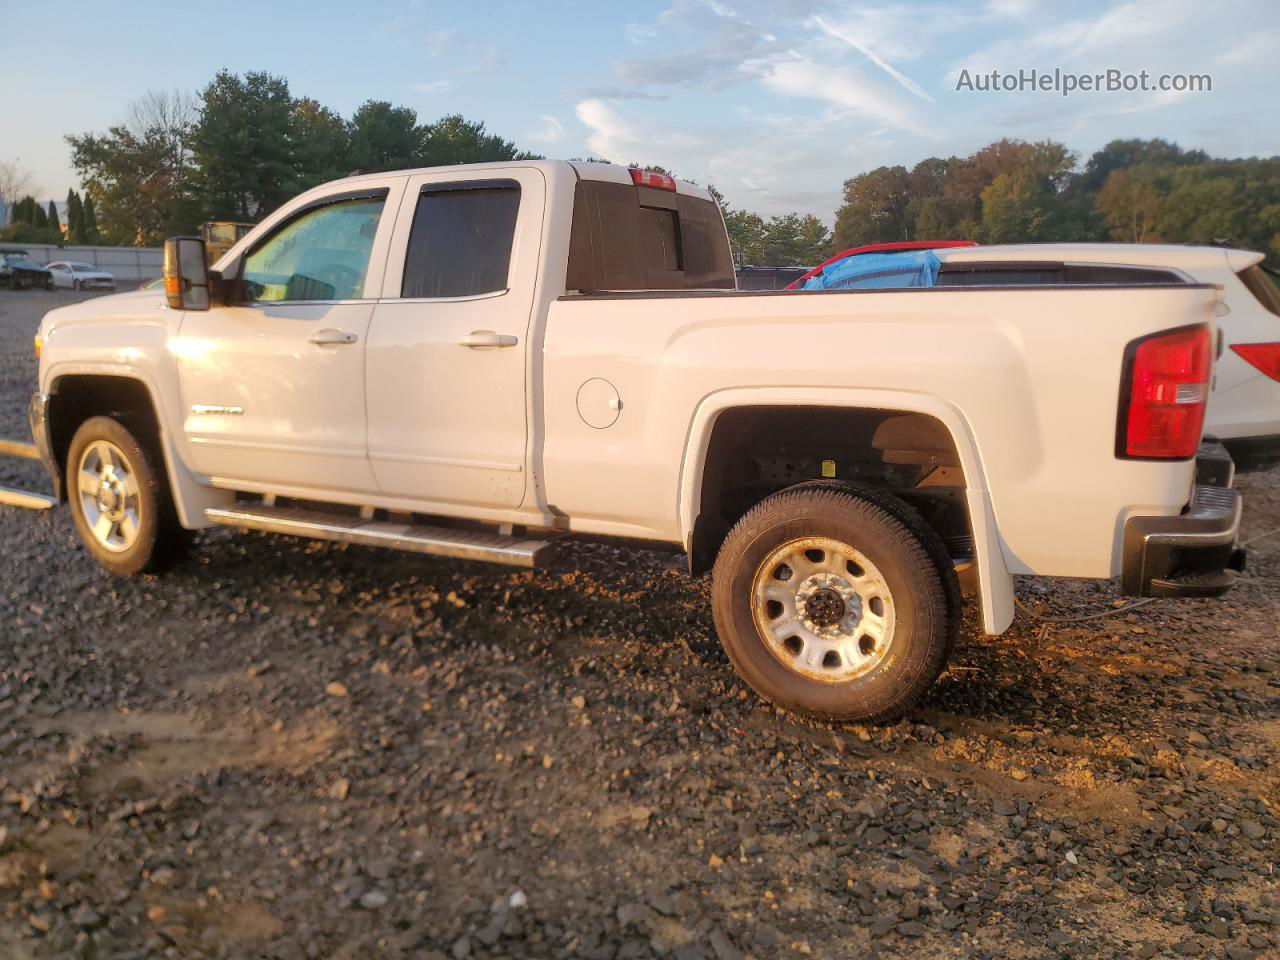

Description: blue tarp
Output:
[801,250,940,290]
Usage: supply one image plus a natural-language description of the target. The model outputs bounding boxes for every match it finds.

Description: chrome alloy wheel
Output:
[76,440,142,553]
[750,536,896,683]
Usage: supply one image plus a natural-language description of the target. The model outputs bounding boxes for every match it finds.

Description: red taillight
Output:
[1230,342,1280,381]
[630,168,677,192]
[1120,325,1212,460]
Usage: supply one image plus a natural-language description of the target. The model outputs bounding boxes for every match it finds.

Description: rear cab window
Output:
[566,178,734,292]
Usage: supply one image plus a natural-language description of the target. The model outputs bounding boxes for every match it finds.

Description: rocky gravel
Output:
[1,288,1277,959]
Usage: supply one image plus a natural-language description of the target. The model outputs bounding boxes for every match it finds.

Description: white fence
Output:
[0,243,163,285]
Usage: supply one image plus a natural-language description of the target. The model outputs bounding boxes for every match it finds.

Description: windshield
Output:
[71,263,98,272]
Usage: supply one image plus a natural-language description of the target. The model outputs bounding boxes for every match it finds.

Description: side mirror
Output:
[163,237,210,310]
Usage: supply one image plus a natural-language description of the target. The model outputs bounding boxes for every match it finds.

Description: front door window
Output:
[242,197,385,303]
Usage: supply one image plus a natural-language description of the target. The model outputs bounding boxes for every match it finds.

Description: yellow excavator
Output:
[198,221,254,265]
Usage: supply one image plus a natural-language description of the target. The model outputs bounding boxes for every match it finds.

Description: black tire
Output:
[73,279,81,291]
[66,416,188,576]
[712,485,954,723]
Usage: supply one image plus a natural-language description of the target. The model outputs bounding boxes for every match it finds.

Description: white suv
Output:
[934,244,1280,468]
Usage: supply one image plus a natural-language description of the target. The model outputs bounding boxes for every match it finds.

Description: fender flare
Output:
[44,362,231,529]
[676,386,1014,635]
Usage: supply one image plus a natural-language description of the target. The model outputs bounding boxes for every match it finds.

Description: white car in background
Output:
[47,260,116,292]
[932,244,1280,469]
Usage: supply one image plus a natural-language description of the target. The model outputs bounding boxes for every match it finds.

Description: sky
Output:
[1,0,1277,221]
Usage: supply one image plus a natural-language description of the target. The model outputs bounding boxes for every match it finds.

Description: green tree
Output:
[979,171,1047,242]
[190,70,296,219]
[422,114,529,166]
[1081,138,1208,191]
[0,194,61,244]
[1097,167,1166,242]
[67,89,198,244]
[761,213,830,266]
[9,196,31,224]
[82,195,99,243]
[832,165,911,248]
[291,98,351,188]
[724,209,766,264]
[66,189,83,242]
[348,100,423,173]
[46,200,61,235]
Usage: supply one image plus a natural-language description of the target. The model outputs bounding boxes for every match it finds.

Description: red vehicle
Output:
[784,241,977,290]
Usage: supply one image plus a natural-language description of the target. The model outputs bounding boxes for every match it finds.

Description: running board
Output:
[205,503,563,568]
[0,486,57,510]
[0,439,41,461]
[0,438,57,510]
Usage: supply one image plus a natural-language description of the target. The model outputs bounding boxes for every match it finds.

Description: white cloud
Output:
[952,0,1198,78]
[809,14,935,103]
[983,0,1050,18]
[529,114,566,144]
[413,80,455,95]
[575,99,638,160]
[577,86,671,101]
[1216,29,1280,65]
[574,98,705,168]
[759,56,930,136]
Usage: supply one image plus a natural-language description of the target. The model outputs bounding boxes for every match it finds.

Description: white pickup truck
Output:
[29,160,1245,722]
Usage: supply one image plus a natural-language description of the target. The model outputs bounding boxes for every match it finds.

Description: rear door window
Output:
[400,181,521,299]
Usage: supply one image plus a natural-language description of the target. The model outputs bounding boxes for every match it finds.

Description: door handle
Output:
[458,330,518,348]
[309,328,358,346]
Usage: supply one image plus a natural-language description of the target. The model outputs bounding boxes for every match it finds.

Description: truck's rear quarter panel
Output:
[541,284,1220,582]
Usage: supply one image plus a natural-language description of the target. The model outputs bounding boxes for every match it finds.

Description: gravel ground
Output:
[1,288,1277,960]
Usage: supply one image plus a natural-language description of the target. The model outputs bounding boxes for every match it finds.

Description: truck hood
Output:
[39,288,167,336]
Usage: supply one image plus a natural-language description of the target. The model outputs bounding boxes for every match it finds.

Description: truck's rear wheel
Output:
[712,485,953,723]
[67,416,187,575]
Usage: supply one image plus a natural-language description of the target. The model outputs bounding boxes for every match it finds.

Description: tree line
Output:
[62,76,539,246]
[17,68,1278,267]
[833,137,1280,265]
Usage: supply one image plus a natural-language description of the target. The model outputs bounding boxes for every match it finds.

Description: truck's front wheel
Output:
[712,485,953,723]
[67,416,187,575]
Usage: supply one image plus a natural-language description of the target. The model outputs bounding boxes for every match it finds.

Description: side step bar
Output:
[205,503,564,568]
[0,438,57,511]
[0,439,41,461]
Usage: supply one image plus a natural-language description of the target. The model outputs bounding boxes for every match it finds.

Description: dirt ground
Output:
[0,288,1277,959]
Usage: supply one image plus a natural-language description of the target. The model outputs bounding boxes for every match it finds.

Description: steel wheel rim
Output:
[76,440,142,553]
[750,536,896,683]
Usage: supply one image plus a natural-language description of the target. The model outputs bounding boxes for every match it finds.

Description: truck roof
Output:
[937,242,1264,273]
[316,159,717,204]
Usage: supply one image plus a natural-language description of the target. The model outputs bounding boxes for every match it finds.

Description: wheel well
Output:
[689,406,973,575]
[48,376,163,492]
